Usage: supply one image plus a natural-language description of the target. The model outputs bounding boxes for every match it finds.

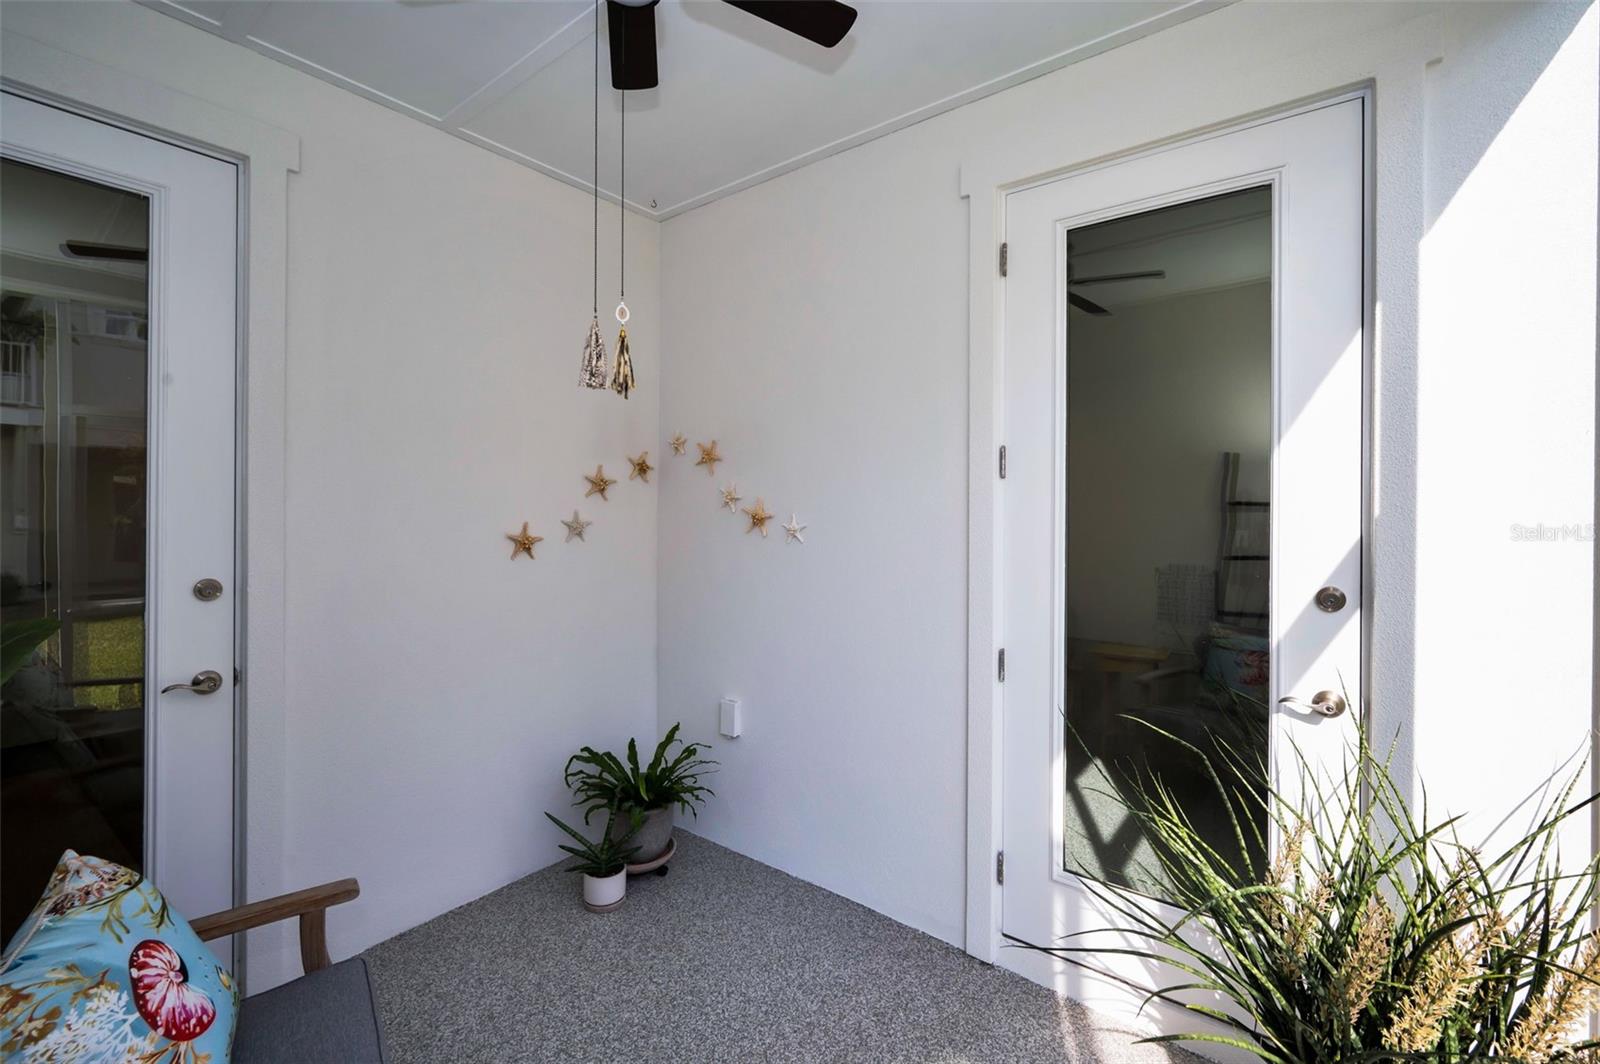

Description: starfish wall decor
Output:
[562,511,592,542]
[742,499,774,537]
[524,433,810,554]
[584,465,618,500]
[506,522,542,560]
[695,440,723,477]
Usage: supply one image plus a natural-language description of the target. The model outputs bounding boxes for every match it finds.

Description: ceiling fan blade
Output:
[61,241,147,263]
[1068,291,1112,316]
[721,0,858,48]
[1068,269,1166,287]
[607,0,660,90]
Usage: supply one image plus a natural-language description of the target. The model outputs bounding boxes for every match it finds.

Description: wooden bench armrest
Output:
[190,878,359,974]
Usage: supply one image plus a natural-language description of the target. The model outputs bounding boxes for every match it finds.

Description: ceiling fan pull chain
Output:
[579,0,609,389]
[611,81,635,399]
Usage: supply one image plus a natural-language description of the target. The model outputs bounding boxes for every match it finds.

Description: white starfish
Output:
[782,514,806,544]
[561,510,592,542]
[720,484,743,512]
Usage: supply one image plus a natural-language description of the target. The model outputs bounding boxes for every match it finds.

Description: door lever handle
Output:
[1278,690,1348,718]
[161,670,224,695]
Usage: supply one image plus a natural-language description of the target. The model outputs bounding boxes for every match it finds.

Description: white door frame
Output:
[959,85,1375,973]
[1,24,300,988]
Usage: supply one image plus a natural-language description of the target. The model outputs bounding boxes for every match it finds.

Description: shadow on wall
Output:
[1371,0,1594,809]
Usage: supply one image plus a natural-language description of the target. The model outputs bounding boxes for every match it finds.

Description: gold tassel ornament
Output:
[611,315,635,399]
[580,316,609,389]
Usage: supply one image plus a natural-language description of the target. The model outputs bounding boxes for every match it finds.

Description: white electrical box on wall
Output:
[719,697,742,738]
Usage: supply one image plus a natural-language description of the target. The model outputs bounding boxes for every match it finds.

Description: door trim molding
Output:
[2,27,300,991]
[959,83,1375,967]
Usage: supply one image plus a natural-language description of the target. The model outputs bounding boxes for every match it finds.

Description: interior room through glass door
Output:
[1062,186,1273,896]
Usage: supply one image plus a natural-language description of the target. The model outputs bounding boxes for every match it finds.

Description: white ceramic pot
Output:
[582,869,626,911]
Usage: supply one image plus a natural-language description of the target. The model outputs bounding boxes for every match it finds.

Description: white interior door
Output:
[998,98,1364,1018]
[1,91,237,930]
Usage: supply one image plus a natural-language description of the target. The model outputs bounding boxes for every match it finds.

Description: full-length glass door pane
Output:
[1,158,150,939]
[1063,187,1272,894]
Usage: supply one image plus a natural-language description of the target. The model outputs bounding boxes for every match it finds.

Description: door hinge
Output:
[996,850,1005,885]
[998,648,1006,683]
[998,444,1007,479]
[999,242,1008,277]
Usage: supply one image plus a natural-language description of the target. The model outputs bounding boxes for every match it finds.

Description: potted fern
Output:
[545,810,640,912]
[564,723,716,864]
[1021,724,1600,1062]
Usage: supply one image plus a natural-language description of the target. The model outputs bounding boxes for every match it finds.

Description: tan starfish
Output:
[628,452,655,483]
[695,440,723,477]
[584,465,618,500]
[742,499,773,537]
[506,522,542,560]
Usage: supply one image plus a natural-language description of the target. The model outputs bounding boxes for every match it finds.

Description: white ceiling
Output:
[144,0,1221,220]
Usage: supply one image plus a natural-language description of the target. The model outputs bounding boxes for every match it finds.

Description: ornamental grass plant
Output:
[1024,724,1600,1063]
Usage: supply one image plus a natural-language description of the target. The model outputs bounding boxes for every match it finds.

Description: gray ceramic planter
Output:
[610,806,673,864]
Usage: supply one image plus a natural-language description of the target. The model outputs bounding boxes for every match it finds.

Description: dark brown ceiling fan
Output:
[607,0,858,90]
[1067,268,1165,316]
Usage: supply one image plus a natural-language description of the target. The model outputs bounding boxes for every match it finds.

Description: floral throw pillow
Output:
[0,851,238,1062]
[1202,623,1271,704]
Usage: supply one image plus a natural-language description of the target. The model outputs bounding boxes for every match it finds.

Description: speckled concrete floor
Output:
[364,831,1202,1063]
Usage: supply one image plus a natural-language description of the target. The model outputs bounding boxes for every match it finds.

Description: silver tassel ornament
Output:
[579,316,609,389]
[610,326,635,399]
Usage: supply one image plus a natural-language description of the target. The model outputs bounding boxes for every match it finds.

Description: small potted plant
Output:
[564,723,716,864]
[545,810,639,912]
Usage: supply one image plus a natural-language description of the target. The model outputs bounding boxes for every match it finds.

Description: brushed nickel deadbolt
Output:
[193,578,224,601]
[1315,586,1347,613]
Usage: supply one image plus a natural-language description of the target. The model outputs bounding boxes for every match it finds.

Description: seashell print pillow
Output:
[0,851,238,1062]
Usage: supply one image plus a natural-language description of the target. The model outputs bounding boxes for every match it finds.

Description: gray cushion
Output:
[234,957,386,1064]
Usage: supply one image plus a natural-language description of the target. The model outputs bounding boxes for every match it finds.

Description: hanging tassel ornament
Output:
[579,315,608,389]
[578,0,609,390]
[612,306,635,399]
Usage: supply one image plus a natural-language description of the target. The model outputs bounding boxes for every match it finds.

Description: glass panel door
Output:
[1,158,150,940]
[1000,102,1364,1027]
[1062,187,1273,895]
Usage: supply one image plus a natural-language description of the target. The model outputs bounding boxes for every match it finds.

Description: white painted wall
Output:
[1410,0,1599,850]
[659,0,1597,957]
[2,1,661,990]
[657,139,972,943]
